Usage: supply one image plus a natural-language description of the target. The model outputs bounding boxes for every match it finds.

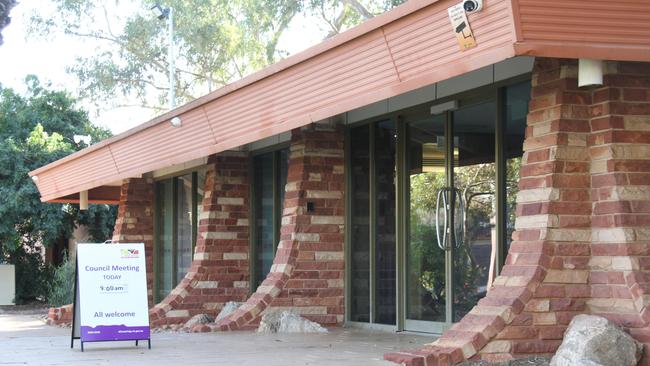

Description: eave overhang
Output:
[29,0,650,203]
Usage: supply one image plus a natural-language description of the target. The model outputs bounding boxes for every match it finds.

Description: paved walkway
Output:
[0,310,434,366]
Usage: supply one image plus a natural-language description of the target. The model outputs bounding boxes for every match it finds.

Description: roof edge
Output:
[30,0,440,177]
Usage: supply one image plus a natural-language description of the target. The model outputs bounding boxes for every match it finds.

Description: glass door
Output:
[403,100,497,331]
[405,112,451,332]
[451,101,497,322]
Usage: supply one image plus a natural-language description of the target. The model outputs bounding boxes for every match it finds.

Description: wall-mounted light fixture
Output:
[170,116,182,127]
[31,175,39,183]
[578,59,604,88]
[79,190,89,211]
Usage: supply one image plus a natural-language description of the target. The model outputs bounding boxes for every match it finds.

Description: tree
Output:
[0,0,16,45]
[0,77,116,303]
[28,0,405,114]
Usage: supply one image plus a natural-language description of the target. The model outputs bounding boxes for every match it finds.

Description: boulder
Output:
[257,310,328,333]
[215,301,243,322]
[183,313,214,330]
[550,314,643,366]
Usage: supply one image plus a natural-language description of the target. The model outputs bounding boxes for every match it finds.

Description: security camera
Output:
[463,0,483,13]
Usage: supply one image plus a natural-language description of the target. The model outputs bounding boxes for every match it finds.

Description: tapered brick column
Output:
[112,177,155,307]
[385,59,650,365]
[199,124,345,332]
[149,152,250,326]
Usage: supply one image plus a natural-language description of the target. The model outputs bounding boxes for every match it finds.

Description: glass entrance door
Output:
[403,100,497,331]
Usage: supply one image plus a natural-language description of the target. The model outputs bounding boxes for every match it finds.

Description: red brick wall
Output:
[149,152,250,326]
[205,124,345,332]
[385,59,650,366]
[112,177,155,307]
[46,304,73,326]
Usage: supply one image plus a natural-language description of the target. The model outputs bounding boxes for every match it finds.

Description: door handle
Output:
[435,188,448,251]
[454,188,465,249]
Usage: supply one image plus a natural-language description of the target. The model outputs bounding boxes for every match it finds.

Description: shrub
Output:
[5,243,51,304]
[47,254,75,307]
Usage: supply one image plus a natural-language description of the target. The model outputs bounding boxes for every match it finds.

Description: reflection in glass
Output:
[155,171,206,302]
[406,114,447,322]
[452,101,497,322]
[252,149,289,288]
[155,179,174,302]
[176,174,194,284]
[349,125,370,322]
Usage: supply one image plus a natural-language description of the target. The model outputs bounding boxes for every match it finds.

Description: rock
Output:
[257,310,328,333]
[183,313,214,330]
[215,301,243,322]
[550,314,642,366]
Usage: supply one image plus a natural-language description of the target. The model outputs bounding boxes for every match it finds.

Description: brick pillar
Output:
[112,177,155,307]
[207,124,345,332]
[385,59,650,365]
[149,152,250,326]
[590,62,650,353]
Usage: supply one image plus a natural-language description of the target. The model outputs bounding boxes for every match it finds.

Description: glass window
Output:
[176,174,194,285]
[504,82,530,255]
[348,120,397,325]
[349,125,370,322]
[155,179,174,302]
[155,170,206,303]
[252,148,289,288]
[375,121,397,325]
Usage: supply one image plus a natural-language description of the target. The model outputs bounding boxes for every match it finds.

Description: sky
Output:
[0,1,326,135]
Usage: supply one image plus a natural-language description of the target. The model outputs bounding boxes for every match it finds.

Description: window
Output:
[154,170,206,303]
[348,120,397,325]
[251,148,289,288]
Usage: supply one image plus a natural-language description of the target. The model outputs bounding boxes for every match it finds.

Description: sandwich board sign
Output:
[71,243,151,351]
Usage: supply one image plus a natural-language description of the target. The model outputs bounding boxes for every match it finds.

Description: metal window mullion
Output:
[369,123,377,324]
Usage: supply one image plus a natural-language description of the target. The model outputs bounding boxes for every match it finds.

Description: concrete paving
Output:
[0,311,435,366]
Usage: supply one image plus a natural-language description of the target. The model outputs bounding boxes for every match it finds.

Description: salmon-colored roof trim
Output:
[30,0,650,202]
[29,0,439,176]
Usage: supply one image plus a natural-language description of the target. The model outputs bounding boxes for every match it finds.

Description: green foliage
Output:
[6,239,52,304]
[0,77,116,303]
[0,0,17,45]
[408,162,500,319]
[28,1,405,112]
[47,254,75,307]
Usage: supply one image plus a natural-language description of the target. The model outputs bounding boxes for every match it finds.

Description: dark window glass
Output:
[155,179,174,303]
[254,153,275,288]
[349,125,371,322]
[504,82,530,255]
[375,121,396,325]
[253,148,290,288]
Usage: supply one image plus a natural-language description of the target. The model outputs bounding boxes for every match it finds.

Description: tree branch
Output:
[342,0,374,19]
